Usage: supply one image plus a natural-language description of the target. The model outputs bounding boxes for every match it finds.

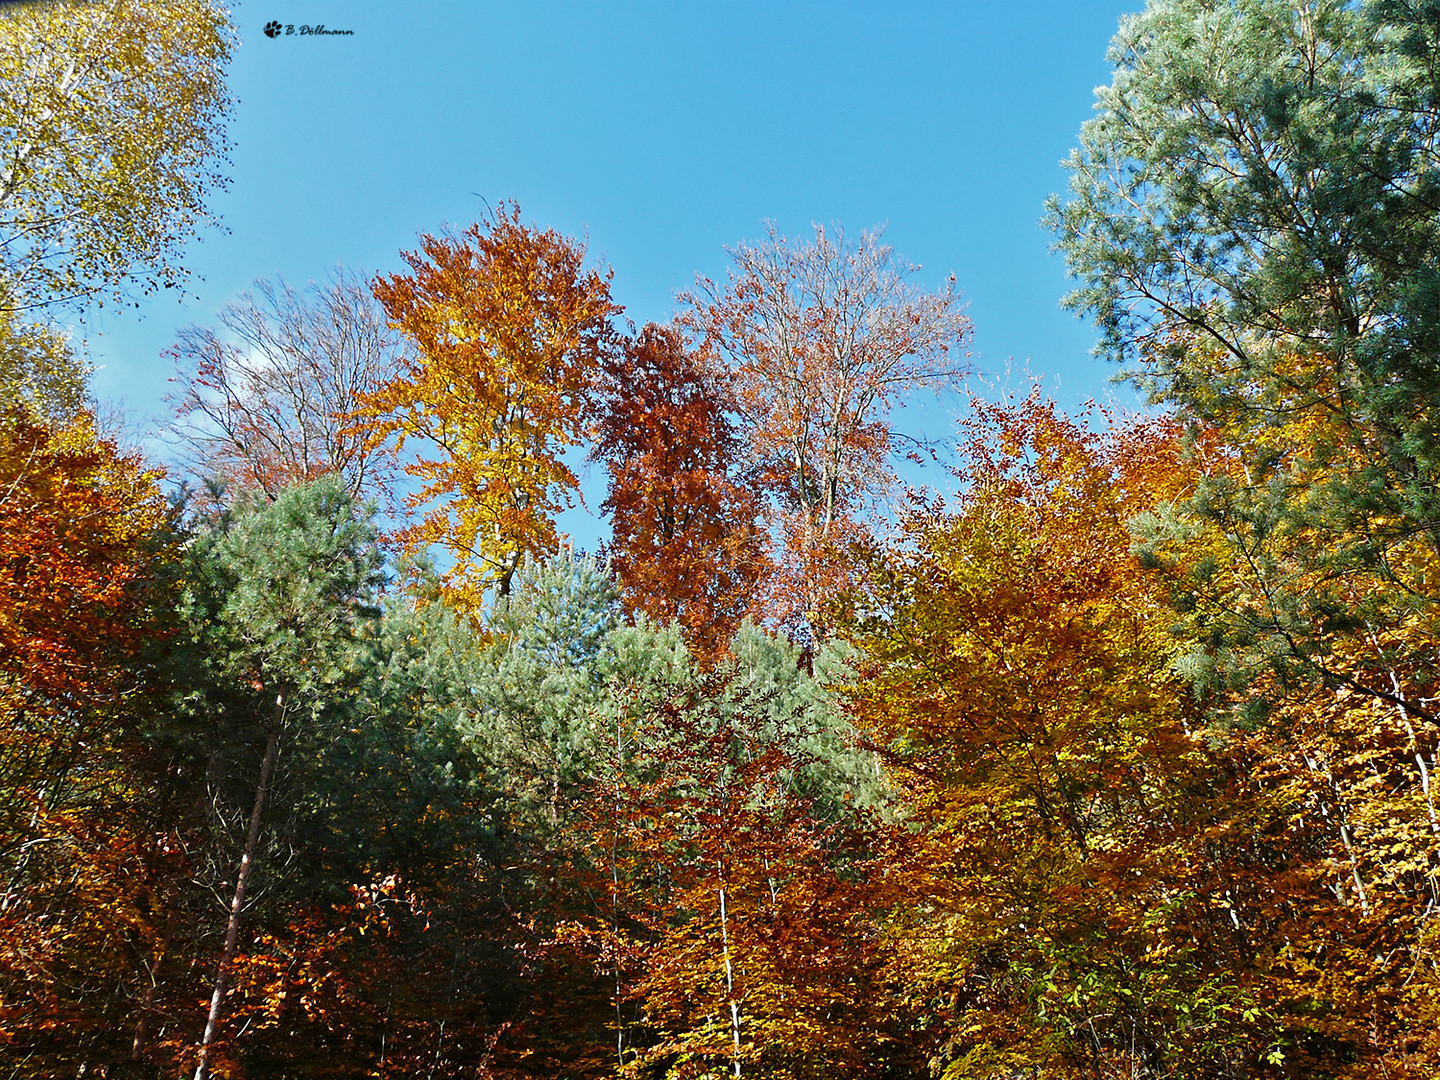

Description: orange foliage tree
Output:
[592,323,769,660]
[0,408,179,1076]
[687,222,970,633]
[361,203,619,607]
[837,387,1440,1078]
[558,672,908,1079]
[1133,338,1440,1075]
[842,392,1342,1078]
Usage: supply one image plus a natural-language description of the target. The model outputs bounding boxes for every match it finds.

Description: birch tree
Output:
[0,0,233,314]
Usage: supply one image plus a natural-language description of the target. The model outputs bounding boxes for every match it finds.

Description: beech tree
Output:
[597,690,896,1079]
[0,408,176,1077]
[592,323,768,660]
[842,394,1319,1079]
[361,203,618,607]
[688,222,970,631]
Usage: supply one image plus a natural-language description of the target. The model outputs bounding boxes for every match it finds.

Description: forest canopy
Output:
[2,1,1438,1078]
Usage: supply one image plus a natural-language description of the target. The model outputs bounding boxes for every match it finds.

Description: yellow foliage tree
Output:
[1136,337,1440,1075]
[0,0,233,314]
[362,204,619,608]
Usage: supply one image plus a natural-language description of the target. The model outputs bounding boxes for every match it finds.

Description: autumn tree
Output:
[832,387,1440,1077]
[1129,360,1440,1074]
[0,0,233,510]
[361,204,619,607]
[169,268,403,502]
[0,306,87,423]
[687,221,970,631]
[555,628,900,1078]
[1049,8,1440,1064]
[841,393,1317,1079]
[591,323,768,660]
[0,0,233,315]
[0,407,179,1077]
[604,691,896,1079]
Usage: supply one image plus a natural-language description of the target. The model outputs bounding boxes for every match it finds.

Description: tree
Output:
[601,693,896,1080]
[450,551,694,1075]
[169,268,403,503]
[687,222,970,630]
[0,408,178,1077]
[1049,15,1440,1058]
[689,222,970,533]
[0,306,87,423]
[553,636,902,1079]
[1049,0,1440,566]
[361,203,619,607]
[465,551,694,843]
[841,393,1321,1079]
[1131,369,1440,1075]
[0,0,233,315]
[178,478,385,1080]
[0,409,169,832]
[591,323,769,661]
[183,562,526,1080]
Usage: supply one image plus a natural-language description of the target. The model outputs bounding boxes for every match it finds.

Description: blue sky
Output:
[85,0,1141,537]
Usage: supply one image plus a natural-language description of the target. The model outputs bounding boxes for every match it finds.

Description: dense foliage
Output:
[3,0,1439,1077]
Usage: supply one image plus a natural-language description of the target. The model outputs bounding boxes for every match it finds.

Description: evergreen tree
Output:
[1050,0,1440,716]
[178,477,384,1079]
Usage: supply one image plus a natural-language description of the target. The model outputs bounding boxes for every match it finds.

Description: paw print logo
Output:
[264,20,282,38]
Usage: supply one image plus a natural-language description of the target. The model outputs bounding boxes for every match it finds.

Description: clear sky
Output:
[84,0,1142,537]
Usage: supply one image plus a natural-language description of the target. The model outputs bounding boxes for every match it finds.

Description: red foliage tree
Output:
[593,323,768,660]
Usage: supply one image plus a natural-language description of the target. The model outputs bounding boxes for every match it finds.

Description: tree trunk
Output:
[128,917,170,1071]
[719,878,740,1078]
[193,697,283,1080]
